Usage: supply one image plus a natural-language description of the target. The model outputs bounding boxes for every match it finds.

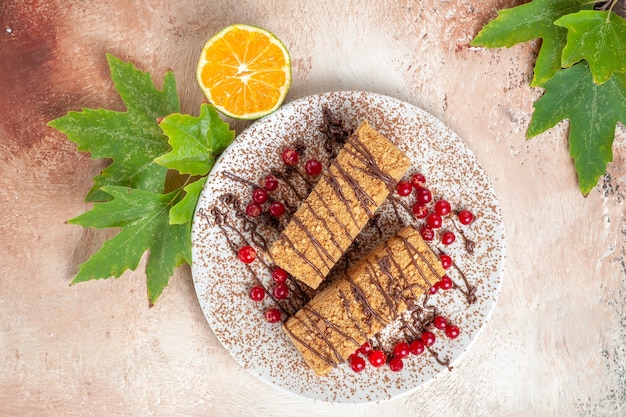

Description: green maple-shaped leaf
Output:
[470,0,592,86]
[169,176,207,226]
[49,53,180,201]
[555,10,626,84]
[527,62,626,195]
[69,186,191,304]
[155,103,235,176]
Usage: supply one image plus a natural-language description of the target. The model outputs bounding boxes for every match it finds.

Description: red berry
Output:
[272,283,289,300]
[421,331,436,347]
[416,187,432,204]
[420,226,435,241]
[358,342,372,356]
[434,200,451,216]
[249,285,265,302]
[282,148,299,166]
[440,254,453,269]
[396,181,412,196]
[246,202,262,217]
[409,339,425,356]
[368,350,386,367]
[389,357,404,372]
[427,212,442,229]
[264,308,281,323]
[263,175,278,191]
[305,159,323,176]
[269,201,285,217]
[410,172,426,188]
[252,188,268,204]
[439,275,454,290]
[445,324,460,339]
[271,267,288,284]
[238,245,256,263]
[412,204,429,219]
[433,315,448,330]
[458,210,474,225]
[393,342,410,359]
[441,231,456,245]
[350,354,366,373]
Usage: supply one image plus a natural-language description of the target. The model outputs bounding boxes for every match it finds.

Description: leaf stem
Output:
[167,171,198,206]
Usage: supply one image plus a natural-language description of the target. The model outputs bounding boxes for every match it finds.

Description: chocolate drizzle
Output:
[278,232,327,282]
[319,105,353,158]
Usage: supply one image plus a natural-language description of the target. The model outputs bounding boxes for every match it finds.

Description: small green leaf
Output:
[155,103,235,176]
[49,54,180,201]
[69,186,190,304]
[169,177,207,226]
[527,62,626,195]
[470,0,592,86]
[555,10,626,84]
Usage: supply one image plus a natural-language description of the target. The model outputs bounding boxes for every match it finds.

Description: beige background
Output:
[1,0,625,416]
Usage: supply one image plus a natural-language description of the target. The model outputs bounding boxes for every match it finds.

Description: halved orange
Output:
[196,24,292,120]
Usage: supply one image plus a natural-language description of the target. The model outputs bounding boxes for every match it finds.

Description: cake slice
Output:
[282,226,444,376]
[269,121,411,289]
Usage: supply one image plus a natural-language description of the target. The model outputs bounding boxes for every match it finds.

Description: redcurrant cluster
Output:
[239,147,327,325]
[245,148,324,219]
[282,147,323,176]
[348,316,460,373]
[238,246,286,323]
[246,267,293,324]
[396,173,474,247]
[245,176,286,218]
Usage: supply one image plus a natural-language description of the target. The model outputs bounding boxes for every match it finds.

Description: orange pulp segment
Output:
[196,24,292,120]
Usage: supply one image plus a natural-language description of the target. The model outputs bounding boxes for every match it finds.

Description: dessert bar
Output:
[282,226,444,376]
[269,121,411,289]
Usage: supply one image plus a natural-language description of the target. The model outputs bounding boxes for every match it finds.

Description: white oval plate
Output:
[191,91,505,403]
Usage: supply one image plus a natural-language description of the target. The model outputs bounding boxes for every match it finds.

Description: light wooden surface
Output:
[1,1,625,415]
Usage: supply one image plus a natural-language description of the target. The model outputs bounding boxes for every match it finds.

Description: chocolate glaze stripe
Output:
[399,236,442,288]
[330,158,377,218]
[337,287,370,341]
[289,214,335,270]
[343,134,398,194]
[298,308,345,365]
[302,201,343,252]
[303,305,362,352]
[384,246,424,298]
[282,317,338,367]
[366,258,399,322]
[345,270,388,328]
[324,166,361,229]
[311,187,353,241]
[277,233,327,283]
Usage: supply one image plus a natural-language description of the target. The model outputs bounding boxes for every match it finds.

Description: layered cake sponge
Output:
[269,121,411,289]
[282,226,445,376]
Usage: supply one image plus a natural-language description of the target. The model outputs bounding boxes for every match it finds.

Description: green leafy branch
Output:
[471,0,626,196]
[49,54,234,305]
